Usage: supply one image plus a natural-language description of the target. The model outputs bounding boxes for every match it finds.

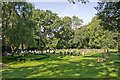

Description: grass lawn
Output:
[1,51,120,79]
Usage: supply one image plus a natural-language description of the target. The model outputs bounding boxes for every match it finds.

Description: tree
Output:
[46,38,58,51]
[68,0,89,4]
[0,3,1,58]
[72,16,83,30]
[95,2,120,52]
[88,16,116,49]
[32,9,61,51]
[56,16,74,49]
[2,2,36,54]
[69,23,90,49]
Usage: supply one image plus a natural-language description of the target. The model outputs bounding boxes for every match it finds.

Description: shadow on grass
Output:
[2,53,120,79]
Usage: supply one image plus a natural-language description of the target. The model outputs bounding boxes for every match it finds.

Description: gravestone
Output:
[60,51,63,56]
[71,52,73,56]
[67,51,70,55]
[60,51,63,58]
[53,51,56,55]
[64,51,66,56]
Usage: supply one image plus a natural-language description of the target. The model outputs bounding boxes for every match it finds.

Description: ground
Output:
[0,50,120,79]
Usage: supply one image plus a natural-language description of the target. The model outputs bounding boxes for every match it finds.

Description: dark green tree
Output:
[56,16,74,49]
[2,2,35,54]
[69,24,89,49]
[32,9,61,51]
[95,2,120,52]
[88,16,115,49]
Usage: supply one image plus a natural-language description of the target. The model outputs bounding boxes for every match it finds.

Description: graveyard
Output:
[1,1,120,79]
[1,49,120,78]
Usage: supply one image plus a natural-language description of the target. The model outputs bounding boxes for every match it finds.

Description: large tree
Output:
[69,24,89,49]
[95,2,120,52]
[56,16,74,49]
[32,9,61,51]
[88,16,116,49]
[2,2,35,53]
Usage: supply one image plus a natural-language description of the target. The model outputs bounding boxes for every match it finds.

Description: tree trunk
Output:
[118,49,120,52]
[118,45,120,52]
[11,45,15,56]
[48,47,50,54]
[118,33,120,52]
[103,49,110,60]
[21,43,24,51]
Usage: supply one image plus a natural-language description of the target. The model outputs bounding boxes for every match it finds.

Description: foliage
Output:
[32,9,61,50]
[72,16,83,30]
[70,25,89,48]
[95,2,120,51]
[70,16,116,49]
[88,16,115,49]
[56,16,74,49]
[2,2,118,53]
[95,2,120,32]
[2,2,36,52]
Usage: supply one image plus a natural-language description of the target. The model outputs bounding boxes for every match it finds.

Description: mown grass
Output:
[1,51,120,79]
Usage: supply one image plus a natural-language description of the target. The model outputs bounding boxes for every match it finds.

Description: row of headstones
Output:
[3,50,41,56]
[45,49,100,55]
[3,49,104,56]
[46,50,86,56]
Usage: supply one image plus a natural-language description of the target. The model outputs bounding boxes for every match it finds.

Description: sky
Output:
[31,2,98,25]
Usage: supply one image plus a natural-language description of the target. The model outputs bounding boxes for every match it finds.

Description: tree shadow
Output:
[2,52,120,79]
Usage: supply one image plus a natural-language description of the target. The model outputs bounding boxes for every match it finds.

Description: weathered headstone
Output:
[71,52,73,56]
[53,51,56,55]
[67,51,70,55]
[64,51,66,56]
[60,51,63,56]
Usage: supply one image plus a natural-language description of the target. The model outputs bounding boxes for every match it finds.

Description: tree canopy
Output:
[95,2,120,51]
[1,2,118,53]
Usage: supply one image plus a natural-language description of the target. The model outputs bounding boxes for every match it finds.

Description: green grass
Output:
[1,51,120,79]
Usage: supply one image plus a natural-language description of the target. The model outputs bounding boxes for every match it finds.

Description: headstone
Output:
[15,51,19,55]
[7,52,11,56]
[3,51,8,56]
[71,52,73,56]
[64,51,66,56]
[53,51,56,55]
[60,51,63,56]
[67,51,70,55]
